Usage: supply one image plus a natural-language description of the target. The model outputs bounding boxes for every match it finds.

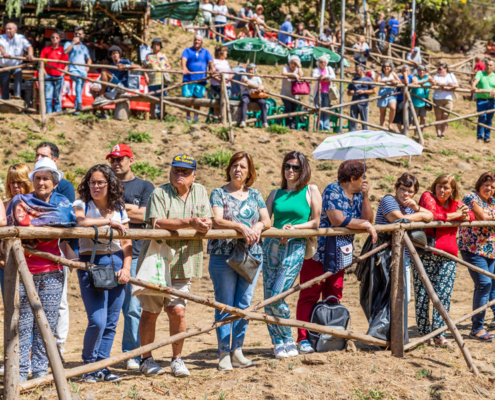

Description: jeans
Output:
[282,98,298,127]
[263,238,306,345]
[122,258,141,360]
[349,102,369,131]
[45,75,63,113]
[0,68,22,100]
[476,98,495,140]
[71,76,85,111]
[78,252,126,364]
[215,26,226,43]
[19,270,64,375]
[208,253,262,355]
[296,259,345,343]
[315,91,330,131]
[148,84,167,118]
[460,250,495,334]
[389,33,397,43]
[240,93,267,123]
[378,32,386,51]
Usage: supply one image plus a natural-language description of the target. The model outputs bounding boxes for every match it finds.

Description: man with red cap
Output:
[106,143,155,371]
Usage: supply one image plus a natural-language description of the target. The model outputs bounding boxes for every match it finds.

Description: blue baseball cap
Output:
[171,154,197,169]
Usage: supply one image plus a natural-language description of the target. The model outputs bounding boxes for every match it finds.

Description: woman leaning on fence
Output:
[312,55,336,131]
[296,160,376,354]
[6,158,76,382]
[415,173,474,348]
[207,151,271,371]
[458,172,495,342]
[263,151,322,358]
[73,164,132,383]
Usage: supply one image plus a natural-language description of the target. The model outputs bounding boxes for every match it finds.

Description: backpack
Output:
[307,295,351,352]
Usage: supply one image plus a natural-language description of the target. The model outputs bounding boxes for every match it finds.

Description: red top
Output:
[25,239,62,274]
[419,191,475,256]
[40,46,68,76]
[474,61,486,72]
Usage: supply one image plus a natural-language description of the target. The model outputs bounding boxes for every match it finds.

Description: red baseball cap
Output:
[106,143,133,160]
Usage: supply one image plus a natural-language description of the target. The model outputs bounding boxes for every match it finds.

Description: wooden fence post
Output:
[390,229,405,357]
[160,78,164,122]
[39,61,47,133]
[220,74,227,125]
[402,87,409,136]
[3,240,20,400]
[12,240,72,399]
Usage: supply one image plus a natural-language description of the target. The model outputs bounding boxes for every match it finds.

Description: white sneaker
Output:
[262,123,269,128]
[285,342,299,357]
[171,357,190,377]
[126,358,140,370]
[274,344,289,359]
[231,349,254,368]
[239,121,246,128]
[139,357,165,376]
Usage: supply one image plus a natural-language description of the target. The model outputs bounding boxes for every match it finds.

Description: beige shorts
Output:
[234,26,250,38]
[138,279,191,313]
[414,106,427,118]
[434,99,453,118]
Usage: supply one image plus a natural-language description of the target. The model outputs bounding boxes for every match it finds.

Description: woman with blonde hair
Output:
[4,163,33,209]
[415,174,474,348]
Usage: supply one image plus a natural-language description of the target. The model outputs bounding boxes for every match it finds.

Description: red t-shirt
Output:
[25,239,62,274]
[474,61,486,72]
[40,46,69,76]
[419,191,474,256]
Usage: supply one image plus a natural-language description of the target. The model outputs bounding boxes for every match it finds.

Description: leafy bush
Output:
[317,162,334,171]
[199,150,233,168]
[127,131,152,143]
[266,124,289,135]
[132,162,160,180]
[18,150,36,163]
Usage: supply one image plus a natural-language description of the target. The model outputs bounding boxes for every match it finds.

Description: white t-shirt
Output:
[200,3,213,23]
[73,199,130,254]
[241,75,263,95]
[433,73,458,101]
[281,65,300,97]
[353,42,369,63]
[211,58,232,86]
[213,4,228,23]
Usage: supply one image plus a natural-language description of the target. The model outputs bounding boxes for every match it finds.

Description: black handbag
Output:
[87,226,119,291]
[226,240,261,284]
[409,228,436,256]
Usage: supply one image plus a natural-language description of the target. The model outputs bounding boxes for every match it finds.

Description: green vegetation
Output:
[199,150,233,168]
[416,368,433,379]
[127,384,139,399]
[132,162,160,181]
[423,166,433,172]
[266,124,289,135]
[439,150,454,156]
[18,150,36,163]
[384,175,395,183]
[164,114,177,123]
[127,131,152,143]
[212,126,230,141]
[317,162,335,171]
[74,168,88,177]
[353,389,388,400]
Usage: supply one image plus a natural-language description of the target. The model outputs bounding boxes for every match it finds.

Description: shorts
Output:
[234,26,250,37]
[377,87,397,108]
[434,99,453,118]
[138,279,191,313]
[182,83,206,98]
[414,106,427,117]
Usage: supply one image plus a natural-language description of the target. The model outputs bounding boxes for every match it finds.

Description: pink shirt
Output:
[25,239,62,274]
[211,59,232,87]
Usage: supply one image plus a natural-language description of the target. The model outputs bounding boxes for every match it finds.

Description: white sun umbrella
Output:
[312,130,423,177]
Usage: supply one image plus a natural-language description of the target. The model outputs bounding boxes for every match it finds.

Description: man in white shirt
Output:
[0,23,33,100]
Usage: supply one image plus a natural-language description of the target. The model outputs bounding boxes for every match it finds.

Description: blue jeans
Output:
[476,98,495,140]
[78,252,126,364]
[45,75,63,114]
[71,76,85,111]
[148,84,167,118]
[389,33,397,43]
[19,270,64,375]
[215,26,226,43]
[315,91,331,131]
[208,253,262,355]
[460,250,495,334]
[121,258,141,360]
[378,32,386,51]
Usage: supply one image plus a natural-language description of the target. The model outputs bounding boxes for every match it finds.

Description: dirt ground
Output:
[0,20,494,400]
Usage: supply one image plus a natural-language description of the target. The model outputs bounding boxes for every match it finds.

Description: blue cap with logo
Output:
[171,154,197,169]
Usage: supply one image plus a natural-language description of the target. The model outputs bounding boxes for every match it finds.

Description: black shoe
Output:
[95,367,122,382]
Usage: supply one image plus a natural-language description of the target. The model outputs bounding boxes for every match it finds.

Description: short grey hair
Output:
[285,15,292,22]
[246,62,257,71]
[6,22,18,30]
[34,169,60,185]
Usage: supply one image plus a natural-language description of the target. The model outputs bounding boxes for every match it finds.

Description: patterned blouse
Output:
[313,182,364,264]
[145,53,170,86]
[458,191,495,259]
[207,187,267,255]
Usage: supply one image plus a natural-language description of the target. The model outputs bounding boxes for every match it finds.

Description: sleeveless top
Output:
[380,72,395,83]
[272,186,311,229]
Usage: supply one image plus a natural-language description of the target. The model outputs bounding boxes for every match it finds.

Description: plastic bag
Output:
[132,240,175,297]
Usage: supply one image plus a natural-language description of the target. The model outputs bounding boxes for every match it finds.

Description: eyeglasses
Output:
[437,67,444,70]
[89,180,108,187]
[283,163,301,172]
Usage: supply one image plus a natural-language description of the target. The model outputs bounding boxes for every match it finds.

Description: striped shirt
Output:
[375,195,416,225]
[136,182,214,280]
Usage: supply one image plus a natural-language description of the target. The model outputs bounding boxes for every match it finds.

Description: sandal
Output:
[434,337,454,349]
[468,330,494,342]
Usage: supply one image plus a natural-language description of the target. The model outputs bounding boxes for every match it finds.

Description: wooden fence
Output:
[2,220,495,398]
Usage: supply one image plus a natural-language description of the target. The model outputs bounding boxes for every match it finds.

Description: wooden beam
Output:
[390,230,405,357]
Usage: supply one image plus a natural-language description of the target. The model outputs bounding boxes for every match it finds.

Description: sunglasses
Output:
[283,163,301,172]
[437,67,444,70]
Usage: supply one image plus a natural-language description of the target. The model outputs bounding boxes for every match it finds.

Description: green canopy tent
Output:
[150,0,199,21]
[224,38,289,66]
[289,46,350,68]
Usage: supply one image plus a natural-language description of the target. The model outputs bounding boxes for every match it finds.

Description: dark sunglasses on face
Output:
[437,67,444,70]
[283,163,301,172]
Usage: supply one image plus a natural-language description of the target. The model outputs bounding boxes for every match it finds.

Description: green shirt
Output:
[136,182,214,280]
[475,70,495,99]
[272,186,311,229]
[410,75,431,108]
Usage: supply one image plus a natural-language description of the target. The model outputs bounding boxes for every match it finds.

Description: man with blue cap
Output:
[136,154,213,378]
